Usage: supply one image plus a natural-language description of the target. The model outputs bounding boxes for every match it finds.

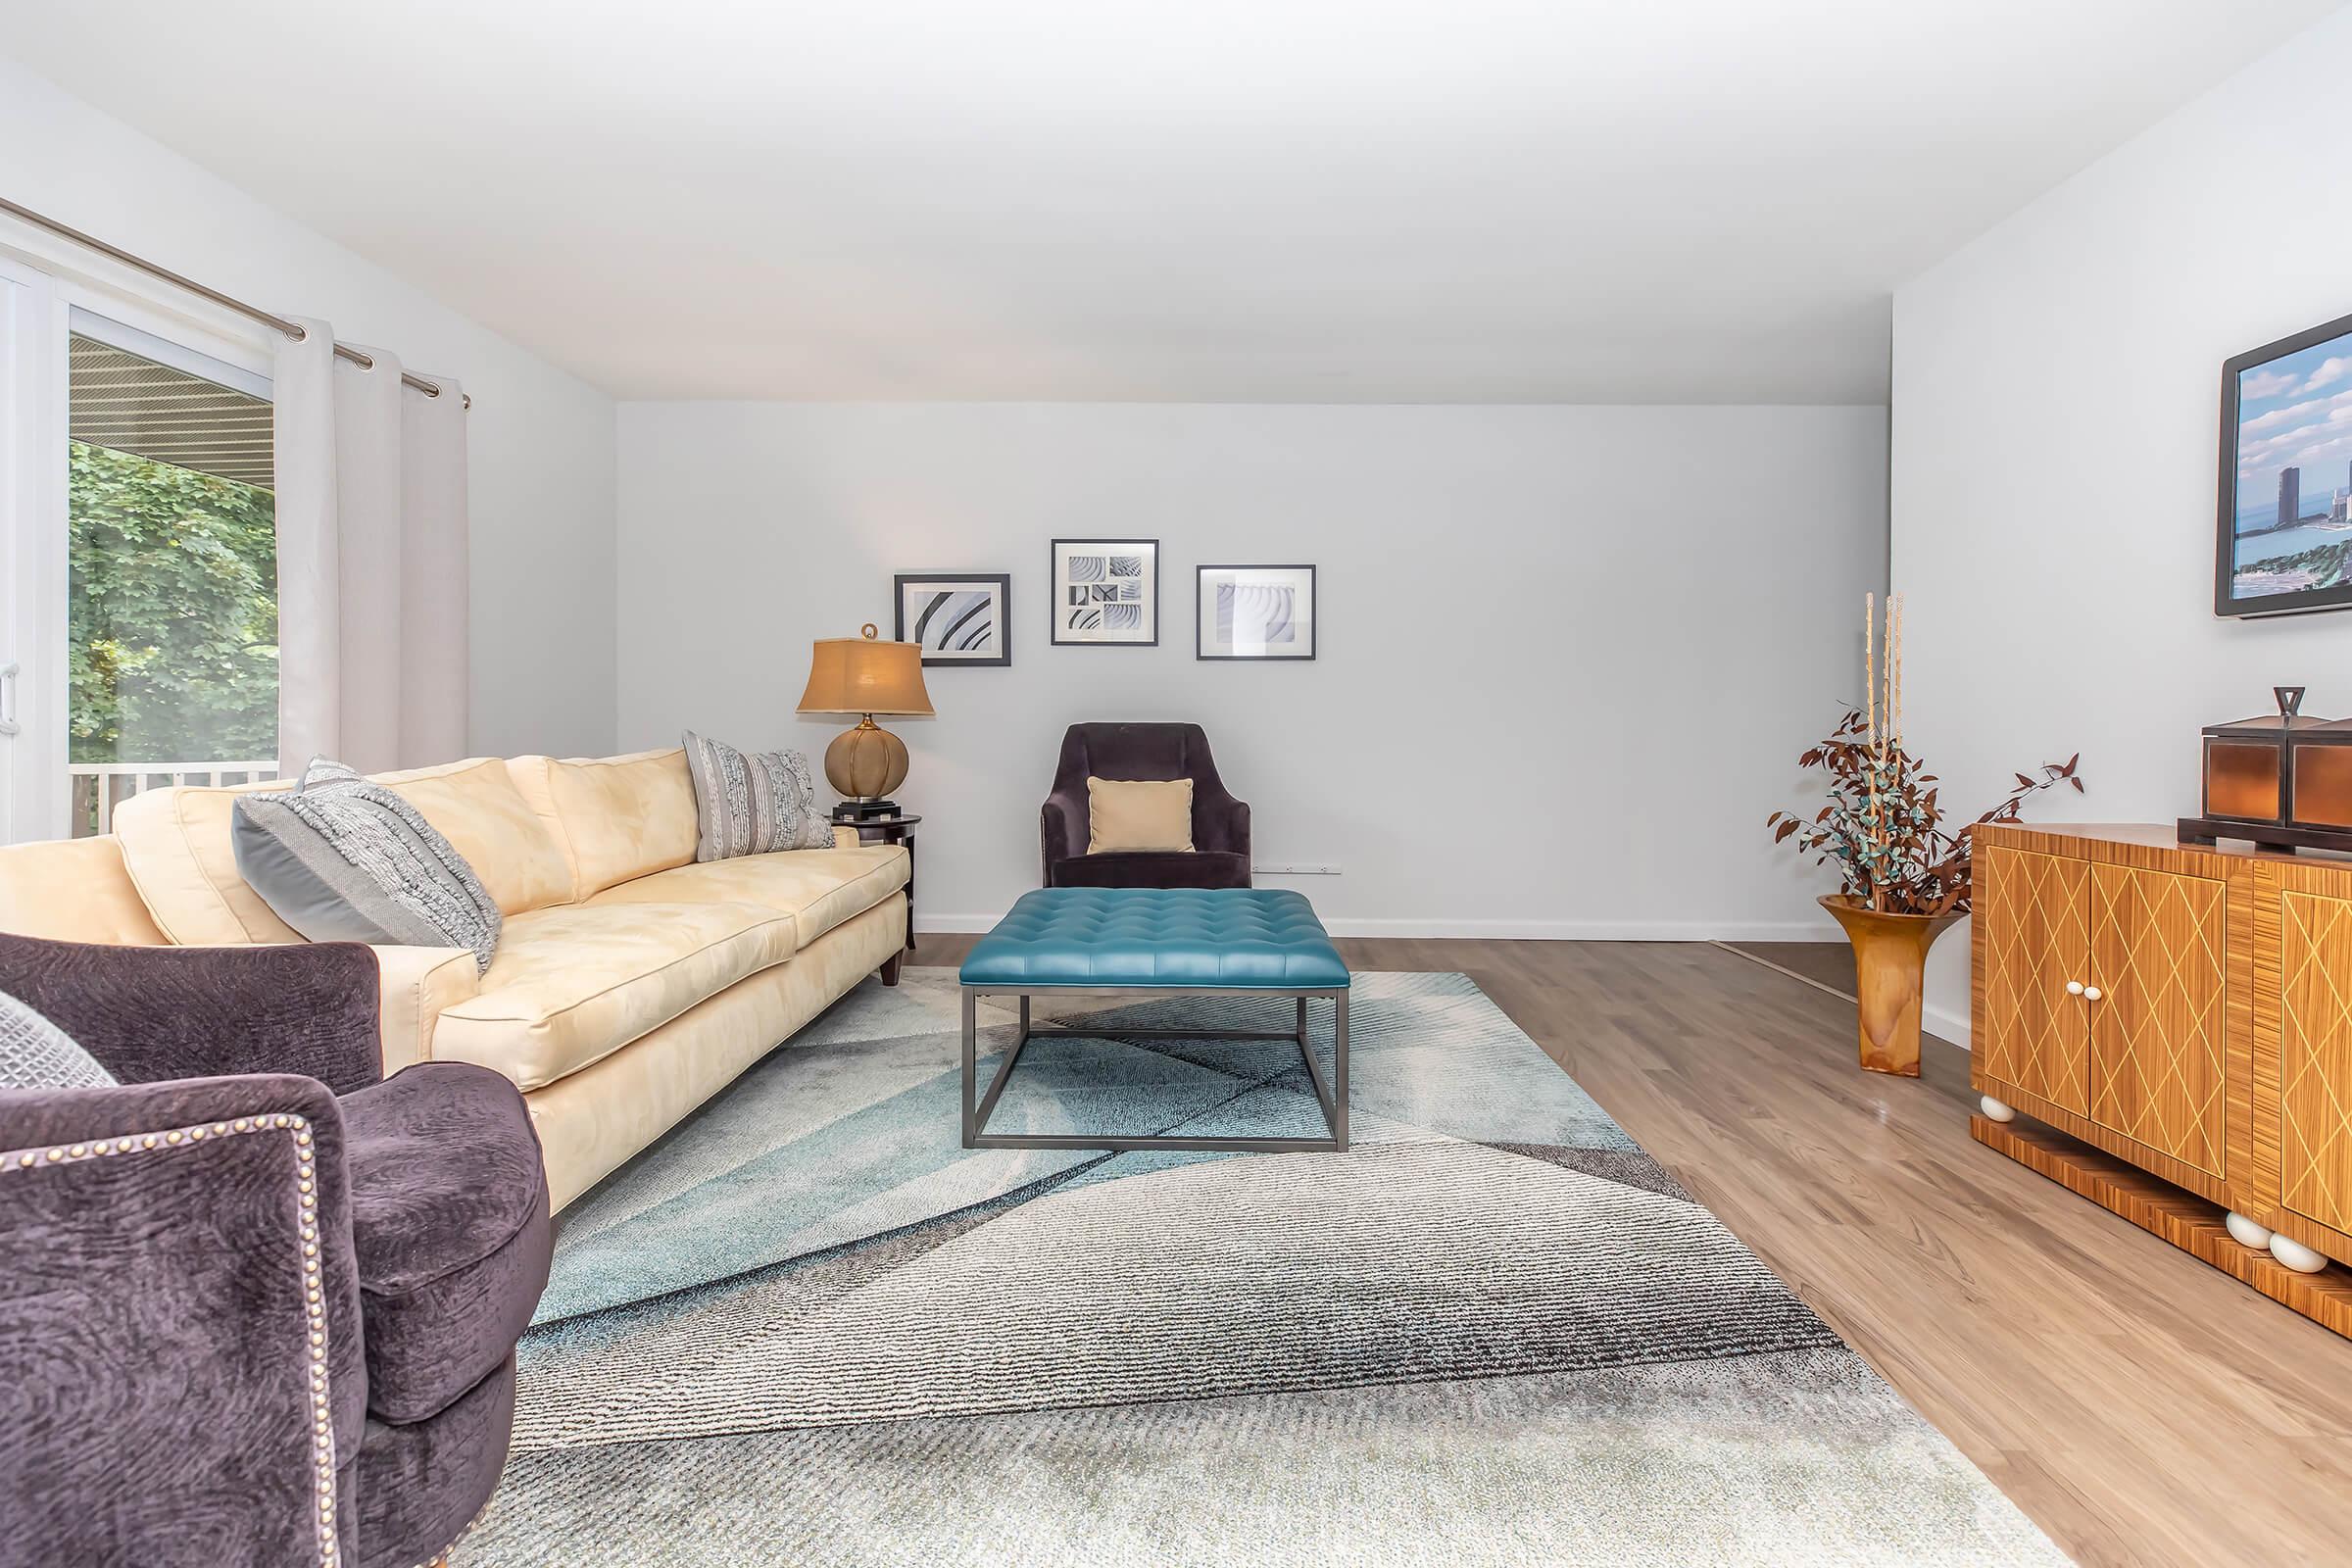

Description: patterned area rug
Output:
[459,970,2065,1566]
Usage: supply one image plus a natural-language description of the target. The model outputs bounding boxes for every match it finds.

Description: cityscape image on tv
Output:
[2231,325,2352,601]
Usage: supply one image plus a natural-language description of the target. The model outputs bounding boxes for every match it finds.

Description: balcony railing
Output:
[71,761,281,838]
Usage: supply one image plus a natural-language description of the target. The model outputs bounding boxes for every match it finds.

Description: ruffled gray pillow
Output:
[231,758,503,974]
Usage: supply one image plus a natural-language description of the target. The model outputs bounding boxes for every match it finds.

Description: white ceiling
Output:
[6,0,2337,403]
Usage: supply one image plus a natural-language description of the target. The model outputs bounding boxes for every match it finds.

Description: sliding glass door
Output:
[0,260,277,843]
[64,311,279,836]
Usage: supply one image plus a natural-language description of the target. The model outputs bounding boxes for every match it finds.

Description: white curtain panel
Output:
[273,318,470,774]
[332,339,404,770]
[272,319,339,770]
[400,378,470,767]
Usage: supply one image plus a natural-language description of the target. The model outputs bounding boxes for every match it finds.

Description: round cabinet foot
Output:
[2225,1211,2275,1251]
[1979,1095,2016,1123]
[2270,1233,2331,1275]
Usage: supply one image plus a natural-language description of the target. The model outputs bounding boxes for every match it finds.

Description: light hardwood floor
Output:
[908,931,2352,1568]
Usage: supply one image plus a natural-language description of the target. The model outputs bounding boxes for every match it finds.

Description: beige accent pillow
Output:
[1087,776,1195,854]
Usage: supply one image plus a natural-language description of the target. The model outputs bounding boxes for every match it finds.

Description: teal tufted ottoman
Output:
[957,888,1351,1152]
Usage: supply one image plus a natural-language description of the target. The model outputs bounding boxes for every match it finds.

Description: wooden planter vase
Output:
[1819,894,1960,1077]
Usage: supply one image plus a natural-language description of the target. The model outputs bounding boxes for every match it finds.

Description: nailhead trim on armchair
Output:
[4,1112,342,1567]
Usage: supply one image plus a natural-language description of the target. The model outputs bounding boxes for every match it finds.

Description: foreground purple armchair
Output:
[0,935,551,1568]
[1042,721,1253,889]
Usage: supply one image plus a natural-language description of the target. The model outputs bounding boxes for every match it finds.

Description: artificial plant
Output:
[1767,593,2082,916]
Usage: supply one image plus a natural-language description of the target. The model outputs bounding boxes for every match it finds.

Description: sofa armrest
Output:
[0,1073,367,1564]
[832,824,861,850]
[373,944,484,1075]
[0,932,383,1094]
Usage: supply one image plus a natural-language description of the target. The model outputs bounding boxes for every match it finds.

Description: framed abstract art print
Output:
[1050,538,1158,646]
[1197,564,1315,661]
[895,572,1011,666]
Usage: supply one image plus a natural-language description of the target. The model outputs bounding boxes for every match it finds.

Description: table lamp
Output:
[797,623,934,818]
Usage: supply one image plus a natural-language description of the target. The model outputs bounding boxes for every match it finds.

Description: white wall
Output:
[617,402,1886,935]
[1892,8,2352,1044]
[0,57,617,759]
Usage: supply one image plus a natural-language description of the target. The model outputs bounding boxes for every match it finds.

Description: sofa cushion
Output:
[507,750,699,899]
[523,897,906,1211]
[114,779,305,946]
[0,836,169,945]
[343,1062,550,1425]
[377,757,573,915]
[584,845,908,950]
[430,901,799,1090]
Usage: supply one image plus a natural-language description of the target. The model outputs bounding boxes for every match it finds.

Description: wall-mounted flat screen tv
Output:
[2220,309,2352,617]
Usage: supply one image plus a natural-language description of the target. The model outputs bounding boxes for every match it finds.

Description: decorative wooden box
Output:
[2178,687,2352,855]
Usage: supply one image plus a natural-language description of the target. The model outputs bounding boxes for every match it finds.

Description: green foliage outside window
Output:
[69,440,278,763]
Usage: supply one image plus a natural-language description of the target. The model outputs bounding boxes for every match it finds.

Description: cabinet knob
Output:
[2066,980,2084,996]
[2083,985,2103,1003]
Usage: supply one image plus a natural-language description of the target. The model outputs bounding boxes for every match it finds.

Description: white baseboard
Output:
[916,912,1846,943]
[1317,916,1848,941]
[1923,1000,1973,1051]
[915,913,1018,934]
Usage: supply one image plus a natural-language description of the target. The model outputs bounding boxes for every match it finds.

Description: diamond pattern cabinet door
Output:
[1977,846,2089,1115]
[2086,864,2228,1176]
[2276,888,2352,1235]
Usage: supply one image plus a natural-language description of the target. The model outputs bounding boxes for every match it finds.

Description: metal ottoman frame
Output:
[958,984,1350,1153]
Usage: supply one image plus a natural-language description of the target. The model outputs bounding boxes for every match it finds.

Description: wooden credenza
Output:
[1972,822,2352,1336]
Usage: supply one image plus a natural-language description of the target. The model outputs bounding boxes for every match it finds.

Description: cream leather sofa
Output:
[0,748,909,1210]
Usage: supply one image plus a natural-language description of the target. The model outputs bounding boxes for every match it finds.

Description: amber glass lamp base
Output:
[824,715,910,801]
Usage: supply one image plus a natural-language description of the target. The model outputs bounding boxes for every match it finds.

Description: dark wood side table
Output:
[835,812,919,952]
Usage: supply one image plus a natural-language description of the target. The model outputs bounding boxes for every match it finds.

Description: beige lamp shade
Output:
[797,625,934,717]
[798,624,933,802]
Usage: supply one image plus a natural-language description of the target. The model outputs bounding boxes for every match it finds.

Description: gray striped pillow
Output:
[682,731,836,861]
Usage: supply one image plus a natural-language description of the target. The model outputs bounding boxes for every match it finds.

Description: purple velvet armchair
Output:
[0,934,551,1568]
[1042,721,1253,889]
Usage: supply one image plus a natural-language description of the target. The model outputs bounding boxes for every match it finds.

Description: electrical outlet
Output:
[1253,862,1342,875]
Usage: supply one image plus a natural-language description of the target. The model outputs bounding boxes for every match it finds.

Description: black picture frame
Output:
[894,572,1012,666]
[1048,537,1159,647]
[1196,564,1317,662]
[2217,308,2352,619]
